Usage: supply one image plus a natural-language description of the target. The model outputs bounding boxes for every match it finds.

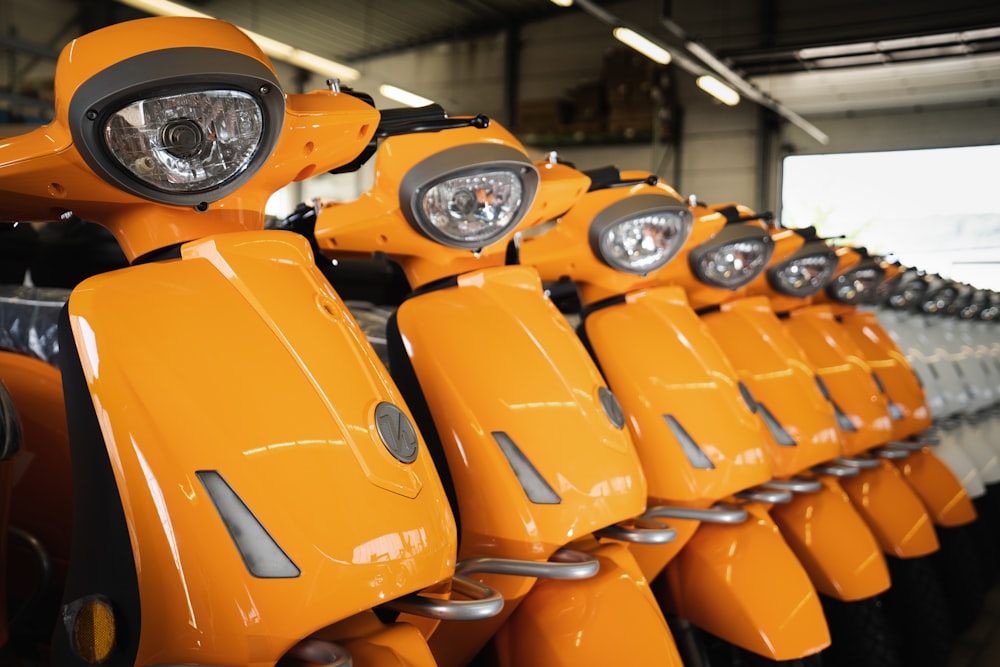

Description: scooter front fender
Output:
[894,446,977,527]
[491,539,683,666]
[838,460,939,557]
[769,479,890,600]
[662,503,830,661]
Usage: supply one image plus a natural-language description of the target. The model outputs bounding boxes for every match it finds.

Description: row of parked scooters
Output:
[0,14,995,667]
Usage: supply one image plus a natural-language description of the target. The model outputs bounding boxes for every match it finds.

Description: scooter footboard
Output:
[893,446,977,527]
[838,460,939,557]
[661,504,830,661]
[490,540,684,666]
[769,480,890,601]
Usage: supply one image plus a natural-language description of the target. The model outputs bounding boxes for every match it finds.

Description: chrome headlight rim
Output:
[687,223,775,290]
[765,241,839,298]
[399,143,540,250]
[68,47,284,207]
[587,193,693,276]
[826,257,887,304]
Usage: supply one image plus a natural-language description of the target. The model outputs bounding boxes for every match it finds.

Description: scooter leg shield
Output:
[661,504,830,661]
[893,446,977,527]
[839,460,939,558]
[490,540,684,667]
[769,479,890,601]
[929,434,986,499]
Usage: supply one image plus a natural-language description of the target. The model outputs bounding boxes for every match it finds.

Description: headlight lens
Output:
[104,90,264,194]
[766,245,838,298]
[885,273,928,309]
[689,225,774,289]
[827,260,886,304]
[401,144,540,250]
[418,170,526,248]
[921,285,958,314]
[589,194,692,275]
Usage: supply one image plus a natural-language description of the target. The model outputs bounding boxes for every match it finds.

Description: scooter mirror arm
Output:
[833,456,881,469]
[873,447,910,460]
[763,477,823,493]
[455,548,599,580]
[594,516,678,544]
[285,638,352,667]
[583,165,658,192]
[735,487,793,504]
[382,574,504,621]
[812,463,861,477]
[642,504,748,524]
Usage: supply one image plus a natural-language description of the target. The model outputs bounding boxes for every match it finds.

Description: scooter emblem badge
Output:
[374,402,419,463]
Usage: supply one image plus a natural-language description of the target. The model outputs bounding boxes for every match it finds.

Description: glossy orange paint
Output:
[769,478,890,600]
[839,460,940,558]
[65,231,458,665]
[662,503,830,660]
[701,296,843,475]
[492,539,684,666]
[892,446,977,527]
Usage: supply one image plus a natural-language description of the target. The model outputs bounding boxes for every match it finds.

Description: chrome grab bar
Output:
[834,456,881,469]
[885,440,925,451]
[735,487,793,504]
[595,516,678,545]
[812,463,861,477]
[873,447,910,460]
[763,477,823,493]
[455,548,599,581]
[286,639,352,667]
[642,503,748,524]
[384,574,504,621]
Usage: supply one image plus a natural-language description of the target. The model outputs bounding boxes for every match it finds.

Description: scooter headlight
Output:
[766,242,838,298]
[589,194,692,275]
[921,283,958,314]
[885,273,928,309]
[400,144,539,250]
[104,90,264,195]
[688,225,775,289]
[827,258,886,304]
[69,47,284,206]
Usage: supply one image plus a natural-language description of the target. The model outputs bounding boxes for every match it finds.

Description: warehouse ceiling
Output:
[3,0,1000,121]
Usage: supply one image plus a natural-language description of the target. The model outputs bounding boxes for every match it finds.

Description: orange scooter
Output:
[0,16,505,666]
[295,121,684,666]
[702,222,952,666]
[519,172,854,665]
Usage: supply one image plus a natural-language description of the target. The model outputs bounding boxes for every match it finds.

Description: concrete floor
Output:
[949,583,1000,667]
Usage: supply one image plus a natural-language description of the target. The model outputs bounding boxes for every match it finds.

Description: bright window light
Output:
[613,27,672,65]
[781,145,1000,289]
[378,84,434,108]
[696,75,740,106]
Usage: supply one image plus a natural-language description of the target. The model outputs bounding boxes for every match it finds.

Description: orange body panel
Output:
[839,309,933,438]
[662,503,830,660]
[0,352,73,592]
[582,285,772,504]
[892,447,977,527]
[701,297,842,474]
[492,539,683,666]
[839,461,939,557]
[67,231,457,666]
[769,478,890,600]
[394,264,647,561]
[783,305,894,455]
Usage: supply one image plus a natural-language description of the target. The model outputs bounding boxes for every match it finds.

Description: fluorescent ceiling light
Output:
[613,27,672,65]
[696,75,740,105]
[115,0,360,81]
[379,84,434,107]
[550,0,574,6]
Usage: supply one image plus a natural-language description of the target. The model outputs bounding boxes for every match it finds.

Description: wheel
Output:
[932,523,985,632]
[881,555,954,667]
[820,594,901,667]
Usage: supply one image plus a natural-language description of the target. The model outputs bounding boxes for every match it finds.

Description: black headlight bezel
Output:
[68,47,284,207]
[398,143,540,250]
[826,257,887,305]
[687,223,775,290]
